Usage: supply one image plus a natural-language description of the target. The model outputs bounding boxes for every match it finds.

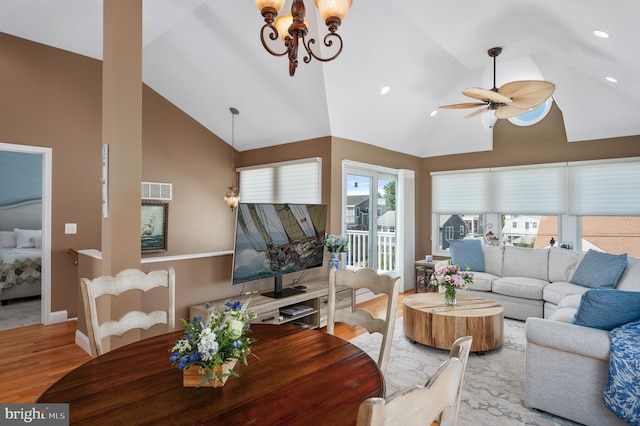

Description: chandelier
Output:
[254,0,352,76]
[223,107,240,211]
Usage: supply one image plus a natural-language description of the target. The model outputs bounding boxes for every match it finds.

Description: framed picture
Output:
[141,201,168,253]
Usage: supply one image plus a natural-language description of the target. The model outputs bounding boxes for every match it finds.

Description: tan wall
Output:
[419,104,640,258]
[0,33,103,317]
[0,33,236,320]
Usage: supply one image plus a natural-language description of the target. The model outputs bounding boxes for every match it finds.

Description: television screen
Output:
[232,203,327,293]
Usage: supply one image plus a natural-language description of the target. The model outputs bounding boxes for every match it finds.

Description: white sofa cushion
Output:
[482,245,503,276]
[543,281,589,305]
[493,276,549,300]
[617,257,640,291]
[549,294,583,322]
[467,271,498,291]
[548,247,583,283]
[502,246,549,281]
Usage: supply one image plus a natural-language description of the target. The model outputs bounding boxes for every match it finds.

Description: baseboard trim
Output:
[48,309,68,324]
[75,330,92,356]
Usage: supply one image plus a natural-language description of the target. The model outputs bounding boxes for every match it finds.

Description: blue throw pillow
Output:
[449,239,484,272]
[571,288,640,331]
[570,249,627,289]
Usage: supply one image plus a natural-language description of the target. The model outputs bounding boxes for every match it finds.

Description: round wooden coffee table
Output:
[403,293,504,353]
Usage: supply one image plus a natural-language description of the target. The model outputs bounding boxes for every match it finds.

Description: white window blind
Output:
[568,158,640,216]
[238,158,321,204]
[431,170,491,214]
[492,164,566,214]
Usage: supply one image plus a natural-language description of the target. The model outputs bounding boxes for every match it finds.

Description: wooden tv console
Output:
[189,278,353,330]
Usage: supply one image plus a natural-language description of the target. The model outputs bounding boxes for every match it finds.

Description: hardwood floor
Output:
[0,289,412,403]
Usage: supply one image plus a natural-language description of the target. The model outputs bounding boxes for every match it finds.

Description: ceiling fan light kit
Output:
[255,0,352,76]
[440,47,555,121]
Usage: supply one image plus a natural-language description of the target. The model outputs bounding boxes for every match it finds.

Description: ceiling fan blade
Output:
[498,80,556,109]
[464,106,490,118]
[494,105,531,119]
[439,102,488,109]
[463,87,512,104]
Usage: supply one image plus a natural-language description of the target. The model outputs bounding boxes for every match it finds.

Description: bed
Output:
[0,199,42,304]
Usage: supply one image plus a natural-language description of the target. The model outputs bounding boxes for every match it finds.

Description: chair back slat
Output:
[81,267,176,357]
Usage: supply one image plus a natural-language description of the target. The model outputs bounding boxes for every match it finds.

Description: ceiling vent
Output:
[141,182,172,200]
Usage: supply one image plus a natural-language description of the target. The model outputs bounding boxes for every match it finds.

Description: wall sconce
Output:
[224,107,240,211]
[255,0,352,76]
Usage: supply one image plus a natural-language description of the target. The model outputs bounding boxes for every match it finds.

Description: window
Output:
[431,158,640,256]
[578,216,640,258]
[445,226,453,241]
[238,157,321,203]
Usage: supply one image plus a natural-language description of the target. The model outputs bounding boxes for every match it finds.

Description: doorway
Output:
[0,142,52,326]
[343,164,398,274]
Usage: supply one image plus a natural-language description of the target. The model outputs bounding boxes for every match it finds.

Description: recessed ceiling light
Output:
[606,76,618,83]
[380,86,390,95]
[430,110,438,117]
[593,30,609,38]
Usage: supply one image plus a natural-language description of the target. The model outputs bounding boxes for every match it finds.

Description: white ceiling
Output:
[3,0,640,158]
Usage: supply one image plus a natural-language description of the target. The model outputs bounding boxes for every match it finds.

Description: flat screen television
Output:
[231,203,328,298]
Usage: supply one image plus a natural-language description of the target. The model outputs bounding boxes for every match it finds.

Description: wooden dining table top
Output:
[37,324,384,425]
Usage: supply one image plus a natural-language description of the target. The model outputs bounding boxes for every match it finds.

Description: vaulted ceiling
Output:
[3,0,640,158]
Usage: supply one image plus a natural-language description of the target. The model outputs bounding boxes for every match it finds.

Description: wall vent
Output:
[141,182,172,200]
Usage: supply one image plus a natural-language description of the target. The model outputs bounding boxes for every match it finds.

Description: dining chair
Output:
[327,267,401,374]
[81,267,176,357]
[427,336,473,426]
[356,357,464,426]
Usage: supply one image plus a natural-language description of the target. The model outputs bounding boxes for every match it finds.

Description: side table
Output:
[414,259,436,293]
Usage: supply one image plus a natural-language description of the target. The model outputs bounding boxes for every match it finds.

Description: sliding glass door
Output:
[344,167,397,273]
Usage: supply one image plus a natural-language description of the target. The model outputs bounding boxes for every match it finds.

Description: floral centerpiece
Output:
[169,294,256,387]
[325,234,348,253]
[325,233,348,270]
[429,261,474,305]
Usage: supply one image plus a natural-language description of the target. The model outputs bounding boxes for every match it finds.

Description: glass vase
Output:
[444,286,457,306]
[183,360,237,387]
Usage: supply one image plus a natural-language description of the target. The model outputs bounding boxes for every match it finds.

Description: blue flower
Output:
[232,340,242,348]
[178,358,188,371]
[169,353,179,363]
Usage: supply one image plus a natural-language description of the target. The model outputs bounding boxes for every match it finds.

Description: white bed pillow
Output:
[14,228,41,249]
[0,231,16,248]
[31,236,42,248]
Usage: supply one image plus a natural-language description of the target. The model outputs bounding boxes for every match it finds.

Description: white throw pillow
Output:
[30,236,42,249]
[0,231,16,248]
[14,228,41,248]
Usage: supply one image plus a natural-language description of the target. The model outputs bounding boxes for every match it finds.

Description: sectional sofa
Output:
[436,241,640,426]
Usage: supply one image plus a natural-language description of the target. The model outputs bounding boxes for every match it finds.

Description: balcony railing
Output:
[345,230,396,272]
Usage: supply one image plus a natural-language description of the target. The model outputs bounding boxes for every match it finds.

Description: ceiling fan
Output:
[440,47,556,119]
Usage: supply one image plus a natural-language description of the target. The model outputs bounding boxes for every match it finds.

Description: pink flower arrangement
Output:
[430,261,474,291]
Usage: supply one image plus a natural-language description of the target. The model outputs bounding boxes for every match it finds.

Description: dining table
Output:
[37,323,385,425]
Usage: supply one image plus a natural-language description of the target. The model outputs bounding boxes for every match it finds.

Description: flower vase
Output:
[444,286,457,306]
[183,360,237,387]
[329,252,341,270]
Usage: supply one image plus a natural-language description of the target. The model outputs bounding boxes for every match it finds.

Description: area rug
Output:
[0,297,41,331]
[349,318,581,426]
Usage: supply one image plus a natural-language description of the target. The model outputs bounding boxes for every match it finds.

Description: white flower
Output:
[228,319,244,337]
[197,328,219,362]
[171,339,192,353]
